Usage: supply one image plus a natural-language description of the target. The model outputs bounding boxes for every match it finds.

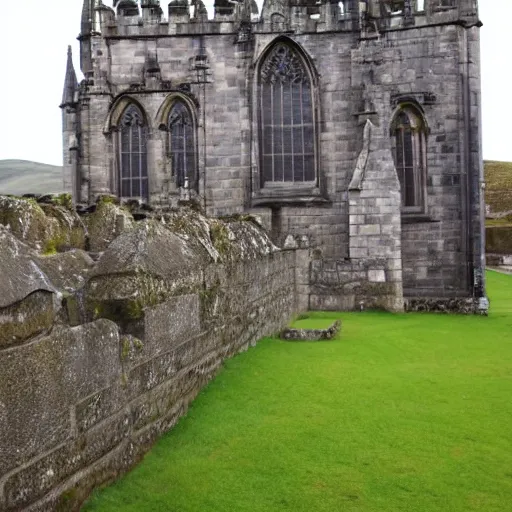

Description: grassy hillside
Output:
[0,159,63,195]
[484,160,512,217]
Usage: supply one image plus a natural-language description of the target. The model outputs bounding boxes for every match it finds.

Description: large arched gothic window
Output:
[168,100,197,190]
[259,42,316,185]
[118,104,148,200]
[391,105,427,212]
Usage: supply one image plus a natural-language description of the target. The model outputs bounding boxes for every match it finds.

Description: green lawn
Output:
[83,271,512,512]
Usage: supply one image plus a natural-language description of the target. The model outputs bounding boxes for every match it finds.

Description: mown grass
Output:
[83,271,512,512]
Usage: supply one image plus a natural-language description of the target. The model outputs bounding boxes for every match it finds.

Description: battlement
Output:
[79,0,479,42]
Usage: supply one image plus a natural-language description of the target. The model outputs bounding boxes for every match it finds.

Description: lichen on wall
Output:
[0,195,298,511]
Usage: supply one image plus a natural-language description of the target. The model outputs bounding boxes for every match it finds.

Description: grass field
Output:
[83,271,512,512]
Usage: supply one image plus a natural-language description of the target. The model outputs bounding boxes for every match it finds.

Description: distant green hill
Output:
[484,160,512,217]
[0,160,63,195]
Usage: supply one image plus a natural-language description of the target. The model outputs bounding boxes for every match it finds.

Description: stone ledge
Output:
[280,320,341,341]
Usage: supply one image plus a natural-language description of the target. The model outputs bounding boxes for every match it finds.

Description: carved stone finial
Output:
[192,0,208,21]
[261,0,289,30]
[403,0,414,26]
[61,46,78,108]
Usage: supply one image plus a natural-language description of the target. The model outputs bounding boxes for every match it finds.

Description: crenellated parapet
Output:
[76,0,479,45]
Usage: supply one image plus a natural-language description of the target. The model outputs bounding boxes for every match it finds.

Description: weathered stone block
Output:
[75,384,125,434]
[0,291,56,348]
[3,411,130,511]
[37,249,95,294]
[0,197,85,253]
[0,320,120,476]
[368,269,386,282]
[145,294,201,354]
[82,200,135,252]
[281,320,341,341]
[359,224,381,236]
[310,293,356,311]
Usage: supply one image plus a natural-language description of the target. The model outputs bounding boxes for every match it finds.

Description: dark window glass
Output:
[260,43,315,184]
[118,104,148,200]
[121,179,130,198]
[169,101,197,190]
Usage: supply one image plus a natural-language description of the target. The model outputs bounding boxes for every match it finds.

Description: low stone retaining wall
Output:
[0,201,300,512]
[486,226,512,254]
[487,253,512,267]
[404,297,477,314]
[309,258,403,313]
[280,320,341,341]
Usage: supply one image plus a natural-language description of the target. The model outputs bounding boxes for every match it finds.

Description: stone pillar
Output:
[84,94,112,201]
[348,120,404,312]
[61,108,77,195]
[284,234,311,313]
[234,25,254,211]
[466,24,488,313]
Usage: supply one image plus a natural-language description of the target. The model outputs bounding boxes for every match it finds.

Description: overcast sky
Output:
[0,1,509,166]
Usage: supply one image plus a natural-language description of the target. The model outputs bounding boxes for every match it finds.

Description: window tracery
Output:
[118,104,148,200]
[259,43,316,184]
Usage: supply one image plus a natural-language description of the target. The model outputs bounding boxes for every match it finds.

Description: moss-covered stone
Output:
[210,221,231,256]
[82,201,135,252]
[37,250,95,294]
[0,224,57,305]
[0,291,56,348]
[158,208,277,263]
[0,196,49,250]
[0,196,86,252]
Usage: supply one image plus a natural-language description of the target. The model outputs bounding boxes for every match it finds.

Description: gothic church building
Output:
[61,0,487,312]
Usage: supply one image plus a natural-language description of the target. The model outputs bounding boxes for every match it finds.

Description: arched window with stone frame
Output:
[167,99,198,191]
[390,104,428,213]
[117,103,149,201]
[258,40,318,186]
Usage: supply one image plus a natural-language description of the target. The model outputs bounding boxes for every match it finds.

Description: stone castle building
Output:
[61,0,487,312]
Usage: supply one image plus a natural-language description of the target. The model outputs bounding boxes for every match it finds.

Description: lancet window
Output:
[168,101,197,190]
[118,104,148,200]
[391,105,427,212]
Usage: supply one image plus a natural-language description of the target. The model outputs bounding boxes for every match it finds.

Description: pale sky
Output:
[0,1,509,166]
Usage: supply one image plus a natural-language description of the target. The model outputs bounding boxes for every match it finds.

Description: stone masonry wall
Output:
[64,1,484,300]
[0,198,299,511]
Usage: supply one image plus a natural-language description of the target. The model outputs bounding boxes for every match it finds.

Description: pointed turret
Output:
[60,46,81,201]
[81,0,101,37]
[61,46,78,108]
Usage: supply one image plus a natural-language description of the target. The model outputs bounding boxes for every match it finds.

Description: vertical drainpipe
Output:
[460,26,471,296]
[87,95,92,205]
[202,35,207,213]
[461,19,488,311]
[467,22,488,307]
